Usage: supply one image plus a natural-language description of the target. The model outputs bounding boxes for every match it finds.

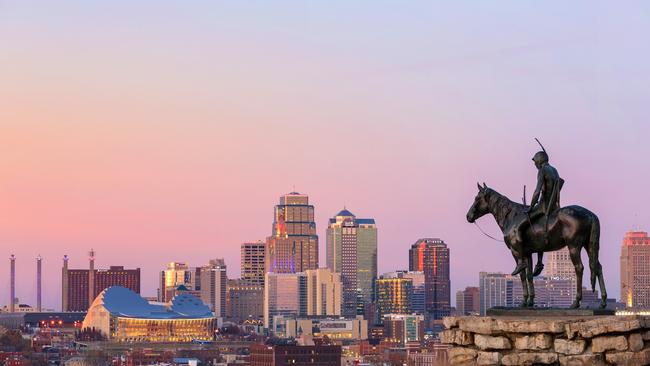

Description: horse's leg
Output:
[568,244,584,309]
[586,216,608,309]
[526,254,535,307]
[519,272,528,307]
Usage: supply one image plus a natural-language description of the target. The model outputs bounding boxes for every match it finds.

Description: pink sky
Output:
[1,1,649,309]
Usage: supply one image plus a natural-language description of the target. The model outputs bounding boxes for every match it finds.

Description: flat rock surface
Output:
[487,307,615,316]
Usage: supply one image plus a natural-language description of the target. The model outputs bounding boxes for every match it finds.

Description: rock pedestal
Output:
[442,315,650,365]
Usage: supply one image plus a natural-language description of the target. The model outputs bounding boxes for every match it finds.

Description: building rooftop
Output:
[90,286,213,319]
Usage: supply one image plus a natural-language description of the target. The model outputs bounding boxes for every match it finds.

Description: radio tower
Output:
[88,249,95,307]
[36,255,42,312]
[9,255,16,313]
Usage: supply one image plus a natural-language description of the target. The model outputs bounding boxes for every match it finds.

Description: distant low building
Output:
[82,286,217,342]
[271,315,368,340]
[250,343,341,366]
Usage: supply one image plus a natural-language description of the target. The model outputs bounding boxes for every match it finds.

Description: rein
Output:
[473,221,505,242]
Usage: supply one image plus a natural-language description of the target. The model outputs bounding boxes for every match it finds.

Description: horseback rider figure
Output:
[511,139,564,276]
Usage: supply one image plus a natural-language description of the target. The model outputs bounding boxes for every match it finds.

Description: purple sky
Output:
[1,1,649,310]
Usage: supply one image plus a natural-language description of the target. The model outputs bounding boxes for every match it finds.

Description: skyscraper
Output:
[266,192,319,274]
[326,208,377,317]
[200,258,227,317]
[408,238,451,320]
[241,241,266,286]
[304,268,342,317]
[226,279,264,323]
[159,262,200,302]
[479,272,510,316]
[375,272,413,323]
[620,231,650,308]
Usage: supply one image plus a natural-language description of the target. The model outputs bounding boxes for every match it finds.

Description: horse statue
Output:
[466,183,607,309]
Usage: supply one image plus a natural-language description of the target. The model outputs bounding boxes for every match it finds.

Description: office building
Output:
[271,315,368,340]
[264,269,341,328]
[621,231,650,308]
[326,208,377,317]
[83,286,217,342]
[62,254,140,312]
[200,258,227,317]
[375,272,413,323]
[159,262,200,302]
[266,192,319,274]
[544,247,577,300]
[226,279,264,323]
[383,314,425,346]
[456,287,480,315]
[479,272,510,316]
[409,238,450,320]
[250,343,341,366]
[242,241,266,286]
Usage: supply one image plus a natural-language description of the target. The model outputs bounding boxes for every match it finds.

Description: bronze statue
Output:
[466,141,607,309]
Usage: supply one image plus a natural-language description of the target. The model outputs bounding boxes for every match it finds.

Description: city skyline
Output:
[2,2,650,311]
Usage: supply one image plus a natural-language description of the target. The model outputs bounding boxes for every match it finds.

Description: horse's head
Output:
[466,182,491,223]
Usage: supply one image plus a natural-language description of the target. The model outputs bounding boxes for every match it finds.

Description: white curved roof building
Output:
[82,286,217,342]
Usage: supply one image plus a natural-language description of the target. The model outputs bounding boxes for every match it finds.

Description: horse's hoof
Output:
[599,301,607,309]
[570,301,580,309]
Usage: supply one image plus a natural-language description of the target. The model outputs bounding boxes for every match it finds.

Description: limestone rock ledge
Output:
[442,315,650,365]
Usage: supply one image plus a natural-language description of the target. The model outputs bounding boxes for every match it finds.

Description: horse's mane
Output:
[485,188,527,228]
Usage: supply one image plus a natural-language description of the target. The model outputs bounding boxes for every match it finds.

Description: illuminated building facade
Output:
[271,315,368,340]
[408,238,450,320]
[62,256,141,312]
[159,262,200,302]
[375,273,413,324]
[200,258,227,317]
[83,286,217,342]
[620,231,650,308]
[383,314,425,346]
[326,209,377,317]
[266,192,319,274]
[241,241,266,286]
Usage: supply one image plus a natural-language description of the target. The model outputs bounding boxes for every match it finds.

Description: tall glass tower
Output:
[265,192,319,273]
[326,208,377,317]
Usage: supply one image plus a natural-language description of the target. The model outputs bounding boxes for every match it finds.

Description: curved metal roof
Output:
[94,286,213,319]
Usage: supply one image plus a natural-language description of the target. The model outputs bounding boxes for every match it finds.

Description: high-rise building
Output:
[479,272,510,316]
[305,268,342,317]
[200,258,227,317]
[375,272,413,323]
[241,241,266,286]
[544,247,577,300]
[383,314,425,346]
[226,279,264,323]
[266,192,319,274]
[326,209,377,317]
[159,262,201,302]
[62,257,141,312]
[620,231,650,308]
[409,238,451,320]
[382,271,425,315]
[263,268,341,328]
[456,287,480,315]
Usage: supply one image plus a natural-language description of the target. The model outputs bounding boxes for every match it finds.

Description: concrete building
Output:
[264,269,341,328]
[621,231,650,308]
[271,315,368,340]
[479,272,510,316]
[544,247,577,300]
[375,273,413,323]
[266,192,319,274]
[226,279,264,323]
[83,286,217,342]
[456,287,480,315]
[241,241,266,286]
[409,238,451,320]
[200,258,227,317]
[62,254,141,312]
[326,209,377,317]
[159,262,200,302]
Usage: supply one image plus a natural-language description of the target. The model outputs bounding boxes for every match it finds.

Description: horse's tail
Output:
[588,215,601,292]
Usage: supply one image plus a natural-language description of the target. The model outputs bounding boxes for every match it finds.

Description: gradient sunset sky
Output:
[1,1,649,310]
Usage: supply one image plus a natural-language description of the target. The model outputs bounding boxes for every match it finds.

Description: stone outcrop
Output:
[442,315,650,365]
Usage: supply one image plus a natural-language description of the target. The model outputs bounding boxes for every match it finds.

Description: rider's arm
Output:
[529,169,544,209]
